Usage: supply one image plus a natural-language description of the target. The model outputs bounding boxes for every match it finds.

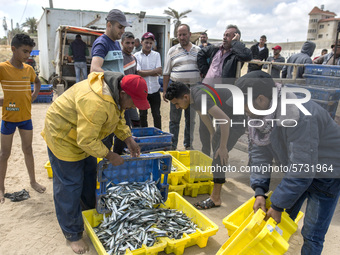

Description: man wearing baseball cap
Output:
[134,32,163,129]
[91,9,131,74]
[41,71,149,254]
[264,45,285,78]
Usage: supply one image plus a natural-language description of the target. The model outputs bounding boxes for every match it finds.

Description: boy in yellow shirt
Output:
[0,34,46,203]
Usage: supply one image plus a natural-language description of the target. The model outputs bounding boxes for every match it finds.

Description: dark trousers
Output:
[169,104,195,149]
[200,118,211,156]
[48,147,97,242]
[113,110,131,155]
[140,91,161,130]
[211,127,245,183]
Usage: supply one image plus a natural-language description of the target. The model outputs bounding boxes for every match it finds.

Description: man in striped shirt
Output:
[163,24,201,150]
[113,32,141,155]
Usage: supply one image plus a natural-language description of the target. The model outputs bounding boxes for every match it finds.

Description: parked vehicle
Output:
[37,8,171,89]
[50,25,104,89]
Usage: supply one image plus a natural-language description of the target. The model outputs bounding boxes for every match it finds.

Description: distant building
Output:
[307,5,340,48]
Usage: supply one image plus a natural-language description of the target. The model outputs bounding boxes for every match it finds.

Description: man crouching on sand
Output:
[41,71,150,254]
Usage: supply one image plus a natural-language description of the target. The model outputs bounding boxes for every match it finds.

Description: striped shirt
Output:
[163,43,201,85]
[0,61,36,122]
[91,34,124,74]
[122,51,137,75]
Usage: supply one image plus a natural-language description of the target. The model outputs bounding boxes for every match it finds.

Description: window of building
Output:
[318,34,323,38]
[319,25,324,29]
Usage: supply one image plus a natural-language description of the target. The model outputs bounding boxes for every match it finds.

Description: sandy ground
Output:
[0,97,339,255]
[0,45,339,254]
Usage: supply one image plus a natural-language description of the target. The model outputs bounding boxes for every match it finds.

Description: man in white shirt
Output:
[134,32,162,129]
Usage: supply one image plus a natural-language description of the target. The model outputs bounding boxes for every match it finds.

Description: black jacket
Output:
[248,43,269,72]
[197,41,252,81]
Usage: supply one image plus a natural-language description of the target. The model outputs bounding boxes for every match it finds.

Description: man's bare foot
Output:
[30,182,46,193]
[69,239,89,254]
[0,189,5,204]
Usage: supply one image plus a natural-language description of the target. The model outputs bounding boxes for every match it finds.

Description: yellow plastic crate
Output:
[151,151,187,186]
[161,192,218,255]
[223,191,303,238]
[166,150,213,183]
[82,192,218,255]
[168,183,186,196]
[217,209,290,255]
[44,160,53,178]
[218,192,304,255]
[182,179,214,198]
[83,210,167,255]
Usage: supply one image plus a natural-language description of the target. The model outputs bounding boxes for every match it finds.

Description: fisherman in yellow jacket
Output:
[42,71,150,254]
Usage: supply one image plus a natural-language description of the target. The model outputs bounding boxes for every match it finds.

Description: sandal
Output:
[4,189,30,202]
[193,198,220,210]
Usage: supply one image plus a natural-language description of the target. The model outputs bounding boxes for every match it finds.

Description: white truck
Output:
[37,8,171,87]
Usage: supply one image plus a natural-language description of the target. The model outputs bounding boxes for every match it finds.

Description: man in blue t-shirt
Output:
[91,9,132,152]
[90,9,131,73]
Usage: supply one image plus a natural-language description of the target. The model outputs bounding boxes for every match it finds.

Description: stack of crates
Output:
[129,127,173,153]
[156,150,214,197]
[301,64,340,118]
[31,84,53,103]
[83,153,219,255]
[151,151,188,196]
[217,192,304,255]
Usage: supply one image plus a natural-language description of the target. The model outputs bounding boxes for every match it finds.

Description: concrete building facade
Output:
[307,5,340,49]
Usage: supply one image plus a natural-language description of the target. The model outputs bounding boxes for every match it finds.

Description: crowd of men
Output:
[54,8,340,255]
[1,7,339,255]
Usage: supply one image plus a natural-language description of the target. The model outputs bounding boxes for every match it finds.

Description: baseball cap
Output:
[106,9,131,27]
[121,75,150,110]
[272,45,282,51]
[141,32,155,40]
[225,71,275,107]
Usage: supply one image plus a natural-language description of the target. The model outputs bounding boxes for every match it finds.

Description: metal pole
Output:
[333,22,340,65]
[49,0,53,8]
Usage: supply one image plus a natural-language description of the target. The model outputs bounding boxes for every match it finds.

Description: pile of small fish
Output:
[94,179,197,255]
[98,179,164,212]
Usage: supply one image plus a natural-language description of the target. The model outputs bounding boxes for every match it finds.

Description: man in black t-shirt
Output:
[165,81,245,209]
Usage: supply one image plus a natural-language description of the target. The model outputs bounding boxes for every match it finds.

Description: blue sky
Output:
[0,0,339,42]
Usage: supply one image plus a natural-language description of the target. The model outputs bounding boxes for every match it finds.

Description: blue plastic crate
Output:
[31,84,53,92]
[158,76,164,92]
[96,153,172,214]
[312,99,338,119]
[124,142,172,153]
[33,94,53,103]
[304,64,340,77]
[30,50,40,56]
[303,74,340,88]
[137,142,172,153]
[131,127,173,144]
[285,84,340,101]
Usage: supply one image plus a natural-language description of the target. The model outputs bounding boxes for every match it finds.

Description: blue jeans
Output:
[285,183,340,255]
[74,61,88,83]
[169,104,196,149]
[48,148,97,242]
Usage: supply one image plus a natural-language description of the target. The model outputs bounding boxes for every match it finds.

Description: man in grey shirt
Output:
[264,45,285,78]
